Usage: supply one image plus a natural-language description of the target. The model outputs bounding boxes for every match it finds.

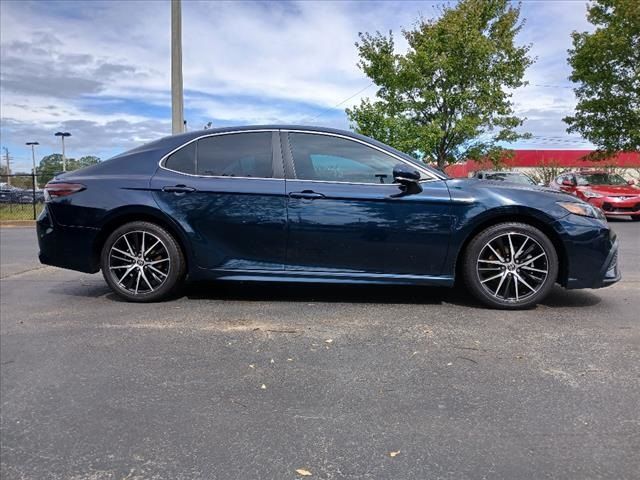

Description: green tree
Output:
[37,154,101,184]
[75,155,101,169]
[346,0,533,168]
[564,0,640,155]
[38,154,66,185]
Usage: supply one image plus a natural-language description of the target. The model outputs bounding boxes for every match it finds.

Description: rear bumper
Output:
[37,206,100,274]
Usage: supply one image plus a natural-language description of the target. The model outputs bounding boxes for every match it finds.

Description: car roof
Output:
[132,125,447,179]
[151,124,390,147]
[89,124,448,181]
[575,170,609,175]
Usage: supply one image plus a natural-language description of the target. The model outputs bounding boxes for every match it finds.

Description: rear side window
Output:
[196,132,273,177]
[164,142,196,174]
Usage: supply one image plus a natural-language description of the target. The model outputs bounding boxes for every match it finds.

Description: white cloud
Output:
[0,0,598,165]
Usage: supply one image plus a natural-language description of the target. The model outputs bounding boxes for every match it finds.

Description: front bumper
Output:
[590,237,621,288]
[557,214,621,290]
[587,197,640,216]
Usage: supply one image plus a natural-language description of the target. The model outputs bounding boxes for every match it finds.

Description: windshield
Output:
[484,172,535,185]
[576,173,628,186]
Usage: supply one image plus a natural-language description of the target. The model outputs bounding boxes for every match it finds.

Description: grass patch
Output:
[0,203,44,221]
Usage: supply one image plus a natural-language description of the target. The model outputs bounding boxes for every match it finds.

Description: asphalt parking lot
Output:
[1,221,639,480]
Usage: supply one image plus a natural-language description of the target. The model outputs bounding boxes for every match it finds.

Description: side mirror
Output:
[628,179,636,185]
[562,179,575,187]
[393,163,421,183]
[392,163,422,196]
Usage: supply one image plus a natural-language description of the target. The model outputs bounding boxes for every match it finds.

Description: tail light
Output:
[44,182,85,201]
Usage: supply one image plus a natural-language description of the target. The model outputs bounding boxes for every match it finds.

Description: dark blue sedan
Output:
[37,126,620,309]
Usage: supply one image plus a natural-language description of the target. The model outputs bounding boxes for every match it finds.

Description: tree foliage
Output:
[346,0,533,168]
[564,0,640,154]
[37,154,101,184]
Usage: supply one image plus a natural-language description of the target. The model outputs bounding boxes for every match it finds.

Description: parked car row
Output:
[0,182,45,204]
[471,169,640,221]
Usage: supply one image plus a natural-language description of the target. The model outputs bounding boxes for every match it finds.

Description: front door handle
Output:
[162,185,196,193]
[289,190,325,200]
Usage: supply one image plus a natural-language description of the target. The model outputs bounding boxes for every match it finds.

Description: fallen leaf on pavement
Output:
[389,450,400,457]
[296,468,312,476]
[325,339,333,344]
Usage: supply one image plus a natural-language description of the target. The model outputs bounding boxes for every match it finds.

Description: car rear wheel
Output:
[463,222,559,309]
[100,221,186,302]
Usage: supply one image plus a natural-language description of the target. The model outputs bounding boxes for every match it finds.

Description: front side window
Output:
[289,133,413,184]
[196,132,273,177]
[558,175,573,185]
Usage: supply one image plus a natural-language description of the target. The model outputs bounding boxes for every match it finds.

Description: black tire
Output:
[631,216,640,222]
[462,222,559,310]
[100,221,186,302]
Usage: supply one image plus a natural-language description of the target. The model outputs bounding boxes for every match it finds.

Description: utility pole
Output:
[171,0,185,134]
[26,141,40,189]
[2,147,10,186]
[55,131,71,171]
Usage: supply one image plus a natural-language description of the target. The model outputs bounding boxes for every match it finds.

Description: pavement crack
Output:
[0,265,50,280]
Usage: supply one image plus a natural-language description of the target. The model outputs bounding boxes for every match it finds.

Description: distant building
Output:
[445,150,640,179]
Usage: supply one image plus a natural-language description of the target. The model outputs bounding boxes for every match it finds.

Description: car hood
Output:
[458,178,563,195]
[578,185,640,196]
[446,178,590,220]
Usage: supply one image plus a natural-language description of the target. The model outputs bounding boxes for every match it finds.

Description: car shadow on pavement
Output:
[49,276,602,309]
[185,281,454,305]
[183,281,602,309]
[539,285,602,308]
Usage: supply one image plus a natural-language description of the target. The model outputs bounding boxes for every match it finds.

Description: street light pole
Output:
[26,141,39,189]
[54,132,71,171]
[2,147,10,186]
[171,0,184,134]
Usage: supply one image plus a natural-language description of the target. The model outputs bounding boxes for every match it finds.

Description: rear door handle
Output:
[289,190,325,200]
[162,185,196,193]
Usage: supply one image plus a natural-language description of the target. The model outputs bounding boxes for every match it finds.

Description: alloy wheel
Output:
[476,232,549,303]
[108,230,171,295]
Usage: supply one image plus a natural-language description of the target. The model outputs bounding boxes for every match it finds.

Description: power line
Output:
[299,82,374,124]
[528,83,574,89]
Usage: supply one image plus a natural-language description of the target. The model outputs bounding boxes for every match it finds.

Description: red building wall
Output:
[445,150,640,178]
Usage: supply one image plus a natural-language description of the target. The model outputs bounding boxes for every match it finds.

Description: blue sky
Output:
[0,0,594,172]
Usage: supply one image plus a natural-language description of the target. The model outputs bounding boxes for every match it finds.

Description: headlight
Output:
[582,190,602,198]
[557,201,606,220]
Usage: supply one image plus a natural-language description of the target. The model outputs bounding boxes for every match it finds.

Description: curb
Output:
[0,220,36,228]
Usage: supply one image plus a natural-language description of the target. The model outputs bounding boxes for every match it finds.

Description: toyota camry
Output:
[37,126,620,309]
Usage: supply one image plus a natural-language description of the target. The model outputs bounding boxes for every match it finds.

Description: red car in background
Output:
[551,170,640,221]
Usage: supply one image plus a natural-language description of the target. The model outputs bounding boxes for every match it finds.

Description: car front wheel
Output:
[463,222,559,309]
[100,221,186,302]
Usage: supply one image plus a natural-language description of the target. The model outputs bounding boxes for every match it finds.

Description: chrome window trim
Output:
[283,129,440,183]
[158,128,442,183]
[158,129,281,180]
